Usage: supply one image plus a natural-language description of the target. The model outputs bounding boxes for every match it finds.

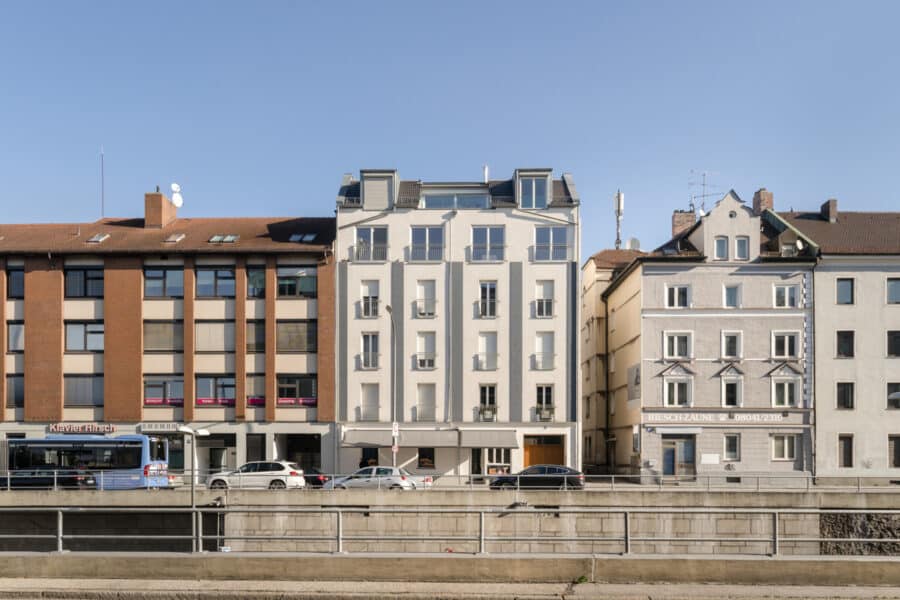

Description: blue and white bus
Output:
[4,434,170,490]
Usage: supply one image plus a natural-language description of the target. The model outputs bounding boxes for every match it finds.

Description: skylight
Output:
[208,234,239,244]
[165,233,186,243]
[87,233,110,244]
[290,233,318,243]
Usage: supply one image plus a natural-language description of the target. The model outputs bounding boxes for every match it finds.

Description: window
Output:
[889,278,900,304]
[836,331,855,358]
[838,435,853,468]
[889,331,900,357]
[65,322,104,352]
[355,226,388,261]
[143,321,183,352]
[416,280,436,318]
[535,281,554,317]
[247,267,266,298]
[143,375,184,406]
[722,331,741,359]
[534,332,554,370]
[276,375,317,406]
[361,333,379,369]
[520,176,548,209]
[479,385,497,420]
[774,285,799,308]
[416,383,436,421]
[64,375,103,406]
[666,286,689,308]
[417,448,436,470]
[888,383,900,409]
[723,379,741,407]
[724,434,740,461]
[714,236,728,260]
[665,379,691,407]
[196,375,235,406]
[6,321,24,353]
[410,226,444,261]
[724,285,741,308]
[472,226,504,261]
[773,332,799,359]
[836,382,855,410]
[772,434,797,461]
[277,267,317,298]
[479,281,497,318]
[416,332,436,369]
[890,436,900,468]
[361,280,379,318]
[420,193,490,210]
[246,321,265,353]
[773,380,798,407]
[486,448,511,474]
[476,332,498,370]
[836,278,854,305]
[664,333,691,360]
[246,374,265,406]
[360,383,379,420]
[195,321,236,353]
[537,385,553,420]
[583,395,590,419]
[735,237,750,261]
[276,320,317,353]
[65,268,104,298]
[5,375,24,408]
[534,226,569,261]
[6,269,24,299]
[196,268,235,298]
[144,268,184,298]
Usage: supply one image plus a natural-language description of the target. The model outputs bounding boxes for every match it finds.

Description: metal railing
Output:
[532,352,555,370]
[359,352,379,370]
[532,244,572,262]
[478,300,497,318]
[414,298,436,318]
[474,353,498,371]
[414,352,436,370]
[409,245,443,262]
[535,299,553,318]
[352,245,388,262]
[478,406,497,422]
[536,405,555,421]
[470,245,505,262]
[360,297,379,318]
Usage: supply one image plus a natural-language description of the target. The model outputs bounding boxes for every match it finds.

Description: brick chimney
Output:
[820,198,838,223]
[144,191,177,228]
[671,210,697,238]
[752,188,774,215]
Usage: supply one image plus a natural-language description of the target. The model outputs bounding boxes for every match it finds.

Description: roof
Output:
[587,248,645,270]
[779,211,900,255]
[0,216,336,255]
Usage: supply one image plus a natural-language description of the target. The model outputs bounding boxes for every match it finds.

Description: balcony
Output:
[409,245,443,262]
[531,244,572,262]
[478,405,497,422]
[359,404,380,422]
[478,300,497,319]
[359,352,380,370]
[415,404,436,422]
[415,352,436,370]
[352,244,389,262]
[475,353,499,371]
[415,298,437,318]
[535,299,554,318]
[532,353,555,371]
[360,297,379,318]
[536,405,555,422]
[469,245,505,263]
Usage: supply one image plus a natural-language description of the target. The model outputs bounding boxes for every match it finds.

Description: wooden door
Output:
[524,436,564,466]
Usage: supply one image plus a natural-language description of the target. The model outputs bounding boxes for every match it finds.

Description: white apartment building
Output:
[779,201,900,479]
[334,169,580,478]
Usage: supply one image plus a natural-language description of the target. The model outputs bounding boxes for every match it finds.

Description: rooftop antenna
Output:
[614,190,624,250]
[688,169,724,214]
[99,146,105,218]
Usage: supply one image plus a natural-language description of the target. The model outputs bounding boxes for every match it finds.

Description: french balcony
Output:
[352,244,389,262]
[534,299,554,318]
[358,352,380,370]
[359,404,380,422]
[360,297,379,319]
[478,405,497,422]
[415,404,436,422]
[415,352,436,370]
[531,244,572,262]
[475,353,499,371]
[469,245,505,263]
[409,245,444,262]
[414,298,437,318]
[532,353,555,371]
[477,300,497,319]
[536,405,555,422]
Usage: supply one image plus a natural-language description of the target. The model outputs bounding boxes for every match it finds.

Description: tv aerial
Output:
[171,183,184,208]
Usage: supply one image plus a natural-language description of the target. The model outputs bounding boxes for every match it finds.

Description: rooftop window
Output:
[86,233,110,244]
[420,193,490,210]
[520,176,548,209]
[289,233,318,243]
[165,233,186,244]
[208,234,239,244]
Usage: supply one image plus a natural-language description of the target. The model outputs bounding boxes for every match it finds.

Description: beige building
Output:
[600,190,817,482]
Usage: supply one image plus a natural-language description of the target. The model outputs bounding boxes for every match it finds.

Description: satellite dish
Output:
[698,209,707,217]
[171,183,181,193]
[171,183,184,208]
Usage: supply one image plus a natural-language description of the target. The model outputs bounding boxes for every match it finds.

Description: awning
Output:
[459,429,518,448]
[399,430,459,448]
[342,430,392,447]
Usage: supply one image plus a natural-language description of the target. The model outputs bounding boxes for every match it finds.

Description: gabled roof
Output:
[779,211,900,255]
[765,362,803,378]
[714,363,745,377]
[586,248,645,270]
[657,362,696,377]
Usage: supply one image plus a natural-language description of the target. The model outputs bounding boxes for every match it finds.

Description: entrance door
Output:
[661,435,695,480]
[524,435,564,467]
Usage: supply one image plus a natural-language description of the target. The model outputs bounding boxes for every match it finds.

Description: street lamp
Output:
[178,425,210,552]
[384,304,398,467]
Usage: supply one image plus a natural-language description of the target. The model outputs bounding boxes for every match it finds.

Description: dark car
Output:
[7,468,96,490]
[303,467,332,488]
[489,465,584,490]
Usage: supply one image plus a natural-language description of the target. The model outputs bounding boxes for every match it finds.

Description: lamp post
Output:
[385,304,398,467]
[178,425,210,552]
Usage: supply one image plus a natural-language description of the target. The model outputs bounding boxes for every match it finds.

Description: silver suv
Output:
[323,466,433,490]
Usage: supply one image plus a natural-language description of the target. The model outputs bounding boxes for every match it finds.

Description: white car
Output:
[207,461,306,490]
[323,466,433,490]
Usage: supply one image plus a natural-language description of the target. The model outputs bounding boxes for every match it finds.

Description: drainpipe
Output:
[604,292,612,473]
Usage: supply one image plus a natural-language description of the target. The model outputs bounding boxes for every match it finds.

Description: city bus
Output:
[2,434,170,490]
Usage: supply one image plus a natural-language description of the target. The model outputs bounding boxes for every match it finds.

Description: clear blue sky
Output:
[2,1,898,255]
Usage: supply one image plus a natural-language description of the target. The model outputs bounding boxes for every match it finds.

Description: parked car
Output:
[6,468,96,490]
[207,461,306,490]
[323,466,433,490]
[302,467,331,488]
[489,465,584,490]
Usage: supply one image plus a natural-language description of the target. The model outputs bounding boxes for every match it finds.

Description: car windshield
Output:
[399,468,411,477]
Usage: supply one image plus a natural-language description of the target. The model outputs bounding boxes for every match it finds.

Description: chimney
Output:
[820,198,838,223]
[144,191,177,228]
[752,188,774,215]
[671,210,697,238]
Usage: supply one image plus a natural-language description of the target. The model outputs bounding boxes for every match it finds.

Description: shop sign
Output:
[48,423,117,434]
[138,423,181,434]
[649,412,785,423]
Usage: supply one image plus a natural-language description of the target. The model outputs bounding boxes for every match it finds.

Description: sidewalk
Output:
[0,579,897,599]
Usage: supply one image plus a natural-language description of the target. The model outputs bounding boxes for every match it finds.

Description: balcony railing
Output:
[415,404,436,422]
[532,244,572,262]
[535,299,554,318]
[475,353,498,371]
[478,405,497,422]
[415,298,437,318]
[536,405,555,421]
[532,353,555,371]
[353,244,388,262]
[415,352,436,370]
[361,297,379,318]
[470,245,505,262]
[409,245,443,262]
[478,300,497,318]
[359,352,380,370]
[359,404,380,421]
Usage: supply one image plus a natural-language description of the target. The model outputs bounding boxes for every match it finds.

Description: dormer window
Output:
[519,176,548,209]
[735,236,749,261]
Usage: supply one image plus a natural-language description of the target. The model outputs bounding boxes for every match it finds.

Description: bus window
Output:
[149,439,167,462]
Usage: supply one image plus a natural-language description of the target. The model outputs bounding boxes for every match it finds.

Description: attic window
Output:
[209,234,239,244]
[87,233,110,244]
[289,233,318,243]
[165,233,186,244]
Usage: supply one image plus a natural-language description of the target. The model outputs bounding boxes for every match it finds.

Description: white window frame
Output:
[836,277,855,305]
[714,236,729,261]
[724,434,741,462]
[361,332,380,370]
[721,330,743,360]
[838,434,854,468]
[772,331,801,360]
[666,285,690,308]
[723,284,742,309]
[771,434,797,461]
[721,377,743,408]
[771,378,800,408]
[888,277,900,305]
[734,236,750,261]
[774,284,800,308]
[519,175,548,209]
[664,377,692,407]
[836,381,855,410]
[535,280,554,318]
[663,331,692,360]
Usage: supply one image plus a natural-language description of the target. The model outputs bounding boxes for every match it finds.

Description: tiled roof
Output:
[779,211,900,254]
[588,248,645,269]
[0,216,335,255]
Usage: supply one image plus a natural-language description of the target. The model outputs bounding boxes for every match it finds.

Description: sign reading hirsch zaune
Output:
[48,423,117,434]
[648,413,785,423]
